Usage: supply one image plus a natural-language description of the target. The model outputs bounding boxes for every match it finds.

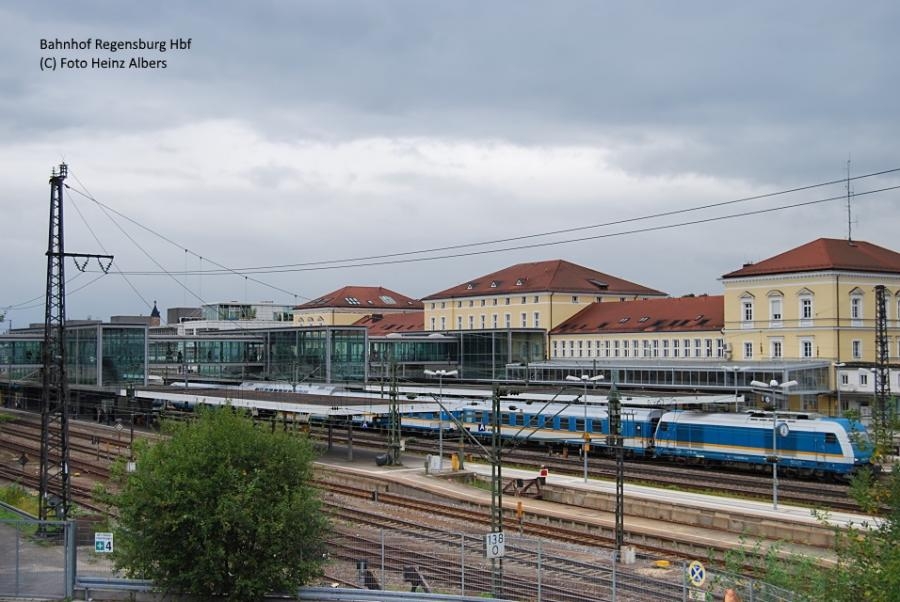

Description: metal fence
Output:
[0,519,74,600]
[0,518,801,602]
[324,528,801,602]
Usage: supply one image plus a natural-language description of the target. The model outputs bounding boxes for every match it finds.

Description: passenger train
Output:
[149,379,873,477]
[400,400,873,477]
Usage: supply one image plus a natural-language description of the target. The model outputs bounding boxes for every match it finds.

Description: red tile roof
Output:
[723,238,900,279]
[352,311,424,335]
[423,259,666,300]
[549,295,724,335]
[294,286,423,310]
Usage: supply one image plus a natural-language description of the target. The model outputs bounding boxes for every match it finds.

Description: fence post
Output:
[682,561,687,602]
[380,529,385,590]
[460,533,465,596]
[536,539,542,602]
[15,523,21,596]
[611,550,617,602]
[65,520,77,599]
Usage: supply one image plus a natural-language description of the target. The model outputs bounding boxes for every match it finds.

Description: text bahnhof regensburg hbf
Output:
[41,38,191,52]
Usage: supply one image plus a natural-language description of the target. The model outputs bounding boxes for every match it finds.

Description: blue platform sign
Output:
[94,532,114,553]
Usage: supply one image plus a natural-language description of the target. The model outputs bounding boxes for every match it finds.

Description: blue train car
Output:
[652,410,873,476]
[404,400,662,457]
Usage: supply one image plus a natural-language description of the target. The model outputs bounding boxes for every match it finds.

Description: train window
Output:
[658,422,669,432]
[825,433,837,445]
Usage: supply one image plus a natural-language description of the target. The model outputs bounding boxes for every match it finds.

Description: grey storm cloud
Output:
[1,1,899,325]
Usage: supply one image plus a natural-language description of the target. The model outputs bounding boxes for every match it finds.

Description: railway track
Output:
[1,406,875,514]
[322,485,681,601]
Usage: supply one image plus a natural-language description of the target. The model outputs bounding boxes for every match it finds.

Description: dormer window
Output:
[618,317,630,324]
[490,281,498,288]
[638,316,649,323]
[345,297,360,305]
[466,283,474,290]
[515,278,525,286]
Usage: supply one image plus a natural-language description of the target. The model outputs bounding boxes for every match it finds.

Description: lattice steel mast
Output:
[39,163,113,522]
[874,285,893,453]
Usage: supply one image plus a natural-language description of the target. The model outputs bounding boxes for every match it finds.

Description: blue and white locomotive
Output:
[652,410,872,476]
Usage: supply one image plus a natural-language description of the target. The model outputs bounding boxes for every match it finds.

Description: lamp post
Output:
[833,362,846,415]
[750,378,797,510]
[723,365,743,410]
[425,369,458,470]
[566,374,605,482]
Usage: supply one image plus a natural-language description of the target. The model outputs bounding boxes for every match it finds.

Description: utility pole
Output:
[39,163,113,523]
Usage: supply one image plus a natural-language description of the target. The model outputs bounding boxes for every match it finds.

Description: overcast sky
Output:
[2,1,899,328]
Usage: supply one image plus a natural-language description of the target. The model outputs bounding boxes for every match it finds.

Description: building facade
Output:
[422,259,666,337]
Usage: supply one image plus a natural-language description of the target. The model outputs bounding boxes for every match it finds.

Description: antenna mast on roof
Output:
[846,156,853,243]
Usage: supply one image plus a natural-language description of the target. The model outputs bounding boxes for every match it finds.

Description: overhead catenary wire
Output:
[63,183,310,303]
[67,171,153,311]
[4,167,899,313]
[109,166,900,274]
[94,183,900,276]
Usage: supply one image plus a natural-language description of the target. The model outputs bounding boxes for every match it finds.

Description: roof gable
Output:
[723,238,900,279]
[423,259,665,300]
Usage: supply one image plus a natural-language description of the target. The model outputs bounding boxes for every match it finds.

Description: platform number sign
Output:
[94,532,114,554]
[484,532,505,559]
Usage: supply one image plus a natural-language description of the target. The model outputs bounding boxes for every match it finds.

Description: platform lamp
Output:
[424,369,458,470]
[750,379,797,510]
[565,374,605,483]
[833,362,846,415]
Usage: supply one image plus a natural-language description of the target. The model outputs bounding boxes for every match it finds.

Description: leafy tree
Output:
[818,465,900,601]
[720,466,900,602]
[104,407,328,601]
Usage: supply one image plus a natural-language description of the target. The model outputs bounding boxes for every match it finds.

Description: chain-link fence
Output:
[0,519,73,600]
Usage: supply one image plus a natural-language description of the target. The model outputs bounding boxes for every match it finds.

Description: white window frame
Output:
[799,295,813,327]
[852,339,862,359]
[800,338,814,359]
[533,312,540,328]
[504,313,511,328]
[768,293,783,328]
[770,338,783,359]
[741,293,755,328]
[850,291,863,326]
[743,341,753,359]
